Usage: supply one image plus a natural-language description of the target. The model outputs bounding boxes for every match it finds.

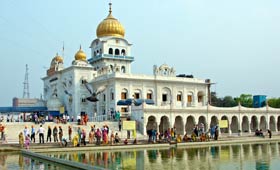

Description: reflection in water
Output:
[1,142,280,169]
[41,142,280,170]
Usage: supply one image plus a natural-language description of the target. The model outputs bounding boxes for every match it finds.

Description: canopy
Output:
[117,99,155,106]
[117,100,128,106]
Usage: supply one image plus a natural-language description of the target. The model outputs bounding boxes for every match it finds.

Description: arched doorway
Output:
[250,116,258,132]
[221,116,229,133]
[230,116,239,133]
[159,116,170,134]
[269,116,276,131]
[259,116,267,130]
[146,116,157,132]
[278,116,280,131]
[174,116,184,135]
[198,116,207,132]
[185,116,195,134]
[242,116,249,132]
[210,116,218,128]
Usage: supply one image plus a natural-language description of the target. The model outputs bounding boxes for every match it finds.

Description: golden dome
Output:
[75,46,87,61]
[96,3,125,38]
[50,53,63,67]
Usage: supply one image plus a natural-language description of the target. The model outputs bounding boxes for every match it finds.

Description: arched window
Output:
[187,91,193,106]
[177,91,183,101]
[121,89,128,99]
[121,66,126,73]
[115,49,120,55]
[109,48,113,54]
[161,87,171,104]
[146,90,153,99]
[134,89,141,99]
[81,94,86,103]
[110,89,114,100]
[121,49,126,56]
[197,91,205,103]
[100,48,102,54]
[96,50,99,55]
[94,51,96,56]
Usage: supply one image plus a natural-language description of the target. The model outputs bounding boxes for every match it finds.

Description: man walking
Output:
[37,125,45,144]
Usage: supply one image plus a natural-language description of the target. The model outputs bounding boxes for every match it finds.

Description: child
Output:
[25,134,31,149]
[19,132,24,148]
[124,138,128,145]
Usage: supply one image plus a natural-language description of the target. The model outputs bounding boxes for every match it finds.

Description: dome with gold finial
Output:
[96,3,125,38]
[50,53,63,67]
[75,46,87,61]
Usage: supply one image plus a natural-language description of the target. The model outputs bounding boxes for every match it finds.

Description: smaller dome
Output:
[50,53,63,67]
[75,46,87,61]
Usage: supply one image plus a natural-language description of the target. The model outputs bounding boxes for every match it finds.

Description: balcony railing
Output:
[89,54,134,62]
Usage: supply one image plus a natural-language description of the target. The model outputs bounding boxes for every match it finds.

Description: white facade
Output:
[42,5,210,121]
[42,4,280,135]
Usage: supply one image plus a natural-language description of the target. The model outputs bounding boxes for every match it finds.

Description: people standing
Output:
[47,126,52,142]
[81,129,86,146]
[58,126,63,143]
[25,134,31,149]
[96,128,101,145]
[23,125,30,138]
[53,126,58,142]
[119,120,122,131]
[77,127,81,145]
[68,126,72,141]
[267,129,272,138]
[30,125,36,143]
[214,126,219,140]
[37,125,45,144]
[77,115,81,125]
[110,131,115,145]
[18,132,24,148]
[0,124,4,140]
[89,128,95,144]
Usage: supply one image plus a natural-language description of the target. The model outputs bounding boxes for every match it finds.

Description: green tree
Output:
[210,92,237,107]
[267,98,280,108]
[210,92,223,106]
[222,96,238,107]
[235,94,253,107]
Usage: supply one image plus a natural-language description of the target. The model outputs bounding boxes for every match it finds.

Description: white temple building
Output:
[42,3,280,135]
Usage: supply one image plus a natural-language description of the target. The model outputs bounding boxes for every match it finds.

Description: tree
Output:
[222,96,238,107]
[210,92,237,107]
[267,98,280,108]
[235,94,253,108]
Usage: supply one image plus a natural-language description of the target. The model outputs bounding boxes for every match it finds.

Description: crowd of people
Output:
[17,123,127,149]
[147,124,220,144]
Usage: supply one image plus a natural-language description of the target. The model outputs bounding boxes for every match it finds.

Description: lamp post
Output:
[170,94,173,129]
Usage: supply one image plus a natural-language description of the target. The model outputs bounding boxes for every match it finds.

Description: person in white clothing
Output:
[37,125,45,144]
[23,126,30,137]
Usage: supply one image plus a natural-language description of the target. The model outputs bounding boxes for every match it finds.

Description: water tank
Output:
[253,95,266,108]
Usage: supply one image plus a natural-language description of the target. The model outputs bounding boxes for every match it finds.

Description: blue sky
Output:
[0,0,280,106]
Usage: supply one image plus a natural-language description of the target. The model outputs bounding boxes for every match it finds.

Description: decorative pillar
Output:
[228,119,232,135]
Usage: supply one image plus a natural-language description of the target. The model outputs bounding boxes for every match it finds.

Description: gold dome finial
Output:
[75,45,87,61]
[109,2,112,14]
[50,53,63,68]
[96,2,125,38]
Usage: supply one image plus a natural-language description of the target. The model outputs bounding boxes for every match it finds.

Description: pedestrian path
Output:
[1,121,146,144]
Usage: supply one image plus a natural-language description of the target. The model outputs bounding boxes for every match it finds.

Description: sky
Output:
[0,0,280,106]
